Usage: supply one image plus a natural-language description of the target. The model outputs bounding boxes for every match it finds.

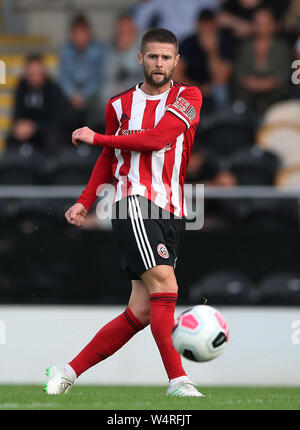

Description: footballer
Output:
[44,28,204,397]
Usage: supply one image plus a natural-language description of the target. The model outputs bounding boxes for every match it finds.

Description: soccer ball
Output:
[172,305,229,362]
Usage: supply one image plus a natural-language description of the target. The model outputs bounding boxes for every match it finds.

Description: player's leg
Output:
[117,196,202,395]
[68,280,149,376]
[141,265,204,397]
[125,195,186,383]
[44,280,149,395]
[140,265,185,380]
[128,279,151,327]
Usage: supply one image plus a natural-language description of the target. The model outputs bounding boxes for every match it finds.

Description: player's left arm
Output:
[72,87,202,152]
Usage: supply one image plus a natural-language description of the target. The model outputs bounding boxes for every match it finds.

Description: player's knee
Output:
[145,267,178,294]
[154,279,178,294]
[130,304,150,327]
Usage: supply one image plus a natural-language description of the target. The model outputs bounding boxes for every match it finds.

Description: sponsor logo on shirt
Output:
[121,129,146,135]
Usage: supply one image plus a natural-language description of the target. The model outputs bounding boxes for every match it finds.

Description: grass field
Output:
[0,385,299,410]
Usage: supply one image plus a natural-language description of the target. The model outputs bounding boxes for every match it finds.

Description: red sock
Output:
[150,292,186,381]
[69,307,145,376]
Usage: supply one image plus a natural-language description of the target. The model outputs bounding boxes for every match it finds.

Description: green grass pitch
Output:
[0,385,299,410]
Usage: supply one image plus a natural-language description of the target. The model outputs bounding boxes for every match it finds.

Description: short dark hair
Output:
[70,13,90,31]
[197,9,216,22]
[25,53,44,65]
[140,28,178,54]
[254,6,278,21]
[116,13,134,23]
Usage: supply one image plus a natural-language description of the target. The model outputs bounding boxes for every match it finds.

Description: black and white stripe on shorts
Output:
[128,195,157,271]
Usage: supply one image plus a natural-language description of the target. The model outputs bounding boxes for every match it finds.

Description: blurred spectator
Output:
[133,0,220,41]
[100,14,143,113]
[218,0,263,42]
[59,14,105,130]
[173,9,233,111]
[265,0,291,20]
[284,0,300,45]
[7,53,67,155]
[234,7,291,114]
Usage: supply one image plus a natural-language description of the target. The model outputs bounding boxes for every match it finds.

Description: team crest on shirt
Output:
[157,244,169,259]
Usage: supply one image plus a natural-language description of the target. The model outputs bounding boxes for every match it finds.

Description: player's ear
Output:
[137,51,143,66]
[175,54,180,68]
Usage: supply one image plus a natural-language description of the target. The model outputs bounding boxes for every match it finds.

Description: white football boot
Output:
[166,379,205,397]
[43,364,77,395]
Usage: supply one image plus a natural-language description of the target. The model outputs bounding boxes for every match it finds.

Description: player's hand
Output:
[65,203,88,227]
[72,126,96,147]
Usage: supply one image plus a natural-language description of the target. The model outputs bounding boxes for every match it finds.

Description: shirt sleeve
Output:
[93,86,202,152]
[76,100,117,211]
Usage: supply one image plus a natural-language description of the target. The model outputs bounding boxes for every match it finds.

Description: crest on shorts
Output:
[157,243,169,259]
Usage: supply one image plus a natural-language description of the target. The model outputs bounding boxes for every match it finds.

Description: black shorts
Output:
[111,195,183,280]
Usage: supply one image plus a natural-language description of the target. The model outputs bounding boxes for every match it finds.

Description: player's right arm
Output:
[72,87,202,152]
[65,101,117,226]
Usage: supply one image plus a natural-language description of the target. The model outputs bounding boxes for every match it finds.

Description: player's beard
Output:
[143,67,173,88]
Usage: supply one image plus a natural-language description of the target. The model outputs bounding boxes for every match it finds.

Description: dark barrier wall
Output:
[1,208,300,305]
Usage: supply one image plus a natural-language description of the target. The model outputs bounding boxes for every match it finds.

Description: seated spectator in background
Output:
[218,0,263,43]
[218,0,292,53]
[59,14,105,130]
[133,0,220,41]
[173,10,233,111]
[234,7,291,114]
[100,14,143,113]
[7,53,66,155]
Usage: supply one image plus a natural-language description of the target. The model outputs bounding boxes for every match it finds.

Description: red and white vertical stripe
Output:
[110,83,194,217]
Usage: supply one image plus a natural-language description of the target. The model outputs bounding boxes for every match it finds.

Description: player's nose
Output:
[155,57,163,68]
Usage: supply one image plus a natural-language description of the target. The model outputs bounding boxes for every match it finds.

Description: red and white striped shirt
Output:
[78,81,202,217]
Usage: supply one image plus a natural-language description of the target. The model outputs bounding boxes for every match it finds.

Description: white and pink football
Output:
[172,305,229,362]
